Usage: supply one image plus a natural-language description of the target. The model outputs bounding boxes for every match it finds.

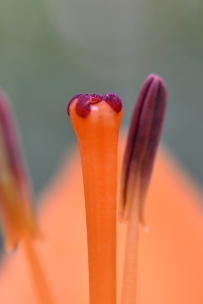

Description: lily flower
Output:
[0,75,203,304]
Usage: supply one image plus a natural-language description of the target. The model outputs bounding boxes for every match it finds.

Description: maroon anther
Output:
[119,74,167,224]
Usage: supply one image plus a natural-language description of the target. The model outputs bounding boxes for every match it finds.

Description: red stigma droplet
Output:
[75,94,92,118]
[67,92,122,118]
[90,94,103,104]
[67,93,81,116]
[103,92,122,113]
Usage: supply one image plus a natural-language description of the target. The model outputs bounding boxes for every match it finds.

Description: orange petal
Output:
[0,139,203,304]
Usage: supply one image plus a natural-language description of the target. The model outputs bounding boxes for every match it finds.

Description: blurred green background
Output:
[0,0,203,199]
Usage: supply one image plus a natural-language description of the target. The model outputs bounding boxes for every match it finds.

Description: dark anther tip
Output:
[146,74,167,101]
[119,74,167,223]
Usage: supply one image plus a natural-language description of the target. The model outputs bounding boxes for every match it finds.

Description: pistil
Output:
[68,93,122,304]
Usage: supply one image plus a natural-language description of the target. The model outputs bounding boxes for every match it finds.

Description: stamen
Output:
[120,75,167,304]
[68,93,122,304]
[0,90,55,304]
[0,90,39,251]
[119,74,167,225]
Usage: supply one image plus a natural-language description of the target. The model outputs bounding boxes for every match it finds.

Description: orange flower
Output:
[0,76,203,304]
[1,142,203,304]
